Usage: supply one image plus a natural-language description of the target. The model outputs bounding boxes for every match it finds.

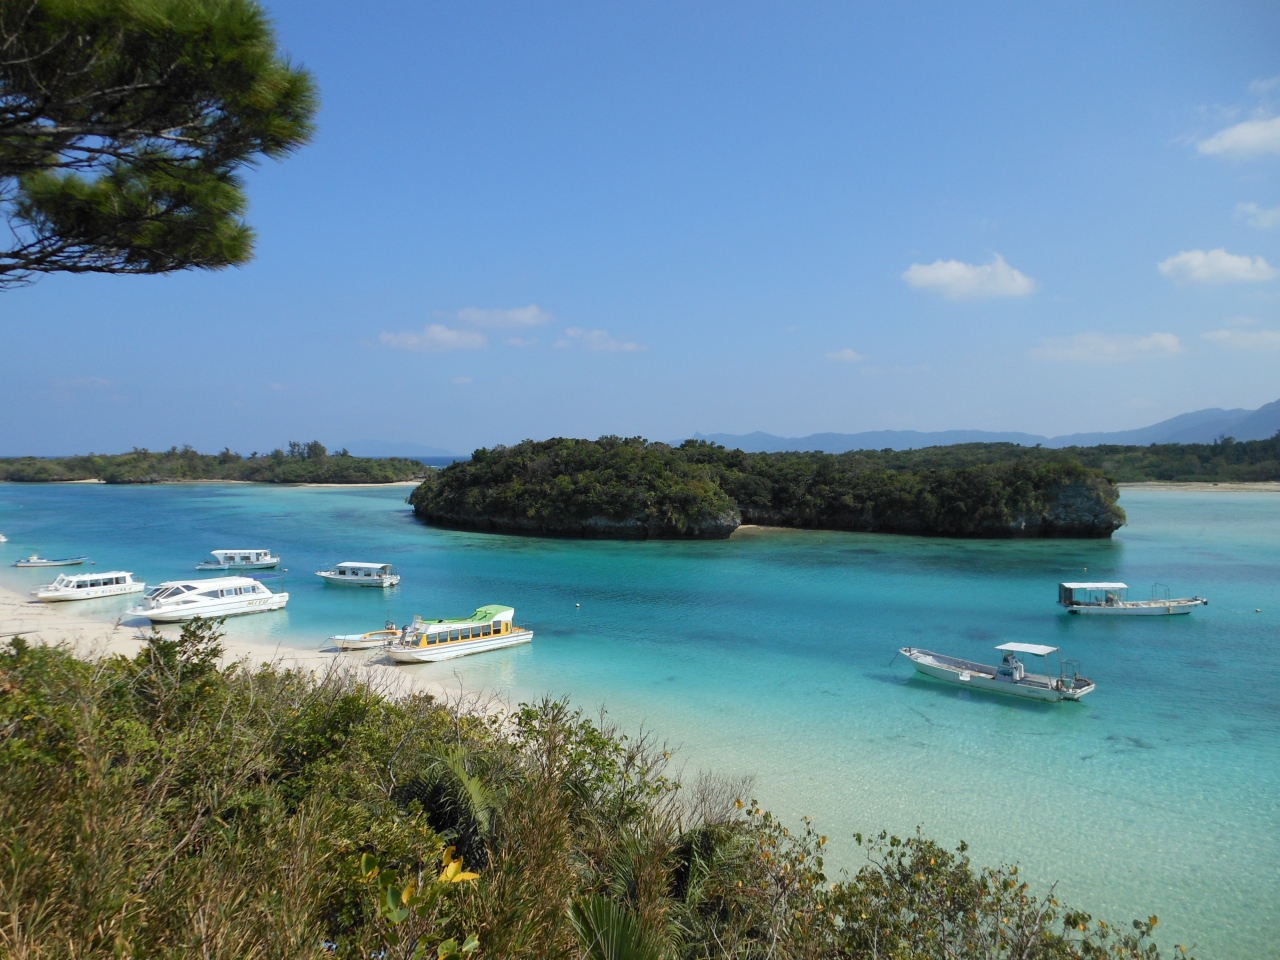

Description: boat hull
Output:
[1067,599,1206,616]
[317,573,400,588]
[130,594,288,623]
[196,561,278,571]
[388,629,533,663]
[35,582,144,602]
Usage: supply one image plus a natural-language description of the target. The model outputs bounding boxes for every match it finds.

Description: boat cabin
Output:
[210,550,274,566]
[408,605,516,648]
[330,562,395,579]
[50,573,132,591]
[1058,582,1128,607]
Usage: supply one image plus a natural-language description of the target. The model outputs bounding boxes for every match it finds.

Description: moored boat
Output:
[388,605,532,663]
[331,620,403,650]
[900,642,1095,701]
[128,576,287,622]
[14,554,88,567]
[196,549,279,571]
[1058,582,1206,616]
[34,570,145,602]
[316,562,400,588]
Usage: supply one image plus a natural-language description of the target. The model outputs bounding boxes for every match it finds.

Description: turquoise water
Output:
[1,483,1277,959]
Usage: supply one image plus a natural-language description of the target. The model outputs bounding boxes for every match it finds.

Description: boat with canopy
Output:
[900,642,1095,701]
[196,550,279,571]
[1058,582,1206,616]
[316,562,400,588]
[387,605,532,663]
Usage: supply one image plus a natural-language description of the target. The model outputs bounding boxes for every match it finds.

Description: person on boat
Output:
[997,653,1025,681]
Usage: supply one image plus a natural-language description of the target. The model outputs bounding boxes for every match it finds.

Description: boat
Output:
[128,576,288,622]
[900,642,1095,701]
[331,620,404,650]
[196,549,279,571]
[387,605,532,663]
[0,533,7,542]
[316,562,400,588]
[1058,582,1207,616]
[13,554,88,567]
[33,570,145,602]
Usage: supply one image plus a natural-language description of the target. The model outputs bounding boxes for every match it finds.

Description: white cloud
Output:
[555,327,645,353]
[456,304,553,328]
[901,253,1036,300]
[1197,116,1280,158]
[1158,248,1276,284]
[825,348,863,362]
[1235,202,1280,229]
[1250,76,1280,97]
[379,324,487,352]
[1203,326,1280,349]
[1030,332,1184,364]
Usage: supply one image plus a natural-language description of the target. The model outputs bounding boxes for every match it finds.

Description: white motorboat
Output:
[0,533,7,542]
[196,549,279,571]
[331,620,403,650]
[128,576,288,622]
[901,642,1095,701]
[13,554,88,567]
[1058,582,1206,616]
[316,562,400,588]
[388,605,532,663]
[34,571,145,602]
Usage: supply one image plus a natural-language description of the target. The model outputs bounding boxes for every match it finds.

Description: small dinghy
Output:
[331,620,404,650]
[901,642,1095,701]
[13,554,88,567]
[1058,582,1206,616]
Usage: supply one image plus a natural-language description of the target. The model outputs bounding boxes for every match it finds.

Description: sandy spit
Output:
[1118,481,1280,493]
[0,582,502,714]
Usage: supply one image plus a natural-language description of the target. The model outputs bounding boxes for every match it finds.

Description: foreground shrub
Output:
[0,622,1187,958]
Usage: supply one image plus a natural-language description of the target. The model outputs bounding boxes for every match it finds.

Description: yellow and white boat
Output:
[387,605,532,663]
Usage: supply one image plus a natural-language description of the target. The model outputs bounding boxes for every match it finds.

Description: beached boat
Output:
[387,605,532,663]
[316,562,400,588]
[13,554,88,567]
[128,576,288,622]
[196,549,279,571]
[331,620,404,650]
[33,570,145,602]
[900,642,1095,701]
[1058,582,1206,616]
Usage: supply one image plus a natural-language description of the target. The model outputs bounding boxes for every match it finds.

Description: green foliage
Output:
[0,639,1192,959]
[0,442,426,483]
[409,437,1125,539]
[0,0,316,285]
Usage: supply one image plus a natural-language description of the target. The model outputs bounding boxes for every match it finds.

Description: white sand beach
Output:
[0,581,499,712]
[1118,481,1280,493]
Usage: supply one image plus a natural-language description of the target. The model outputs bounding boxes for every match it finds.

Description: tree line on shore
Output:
[0,443,425,484]
[0,622,1183,959]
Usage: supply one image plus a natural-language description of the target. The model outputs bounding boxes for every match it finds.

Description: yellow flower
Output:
[734,798,744,810]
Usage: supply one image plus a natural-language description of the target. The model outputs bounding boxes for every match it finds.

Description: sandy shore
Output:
[1118,481,1280,493]
[0,582,500,712]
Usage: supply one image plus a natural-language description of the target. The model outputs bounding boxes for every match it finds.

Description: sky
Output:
[4,0,1280,456]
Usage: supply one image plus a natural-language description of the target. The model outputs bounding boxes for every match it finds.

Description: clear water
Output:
[1,483,1276,959]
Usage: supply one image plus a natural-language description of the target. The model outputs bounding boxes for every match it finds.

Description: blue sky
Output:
[4,0,1280,456]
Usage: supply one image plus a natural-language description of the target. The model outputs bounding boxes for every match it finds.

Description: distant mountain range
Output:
[693,398,1280,454]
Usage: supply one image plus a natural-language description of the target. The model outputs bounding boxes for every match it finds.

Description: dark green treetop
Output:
[0,0,316,286]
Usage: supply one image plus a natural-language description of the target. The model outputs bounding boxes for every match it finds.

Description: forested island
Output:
[0,443,425,484]
[409,437,1126,540]
[0,624,1181,959]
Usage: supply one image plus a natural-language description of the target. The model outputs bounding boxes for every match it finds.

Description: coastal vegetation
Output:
[0,622,1186,959]
[0,443,425,484]
[409,437,1125,539]
[0,0,316,287]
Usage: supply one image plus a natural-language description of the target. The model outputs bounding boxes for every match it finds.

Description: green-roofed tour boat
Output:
[387,605,532,663]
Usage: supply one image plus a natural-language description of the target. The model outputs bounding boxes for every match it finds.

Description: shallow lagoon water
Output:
[1,483,1277,959]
